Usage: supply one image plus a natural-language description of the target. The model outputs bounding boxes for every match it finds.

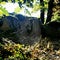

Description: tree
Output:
[46,0,54,23]
[40,0,44,24]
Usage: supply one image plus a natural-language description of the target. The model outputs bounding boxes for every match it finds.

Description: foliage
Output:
[32,3,40,13]
[44,0,49,10]
[52,11,60,21]
[0,6,9,16]
[52,2,60,22]
[0,37,60,60]
[14,6,21,13]
[0,0,40,16]
[3,43,26,60]
[0,41,27,60]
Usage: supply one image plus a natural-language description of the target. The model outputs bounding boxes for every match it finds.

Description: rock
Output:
[0,14,41,45]
[0,17,10,31]
[0,19,3,27]
[15,15,41,45]
[44,21,60,38]
[6,16,20,30]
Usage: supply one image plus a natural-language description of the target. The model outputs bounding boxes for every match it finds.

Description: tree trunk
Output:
[46,0,54,23]
[40,0,44,24]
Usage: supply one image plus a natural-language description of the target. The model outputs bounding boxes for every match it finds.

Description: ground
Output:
[0,37,60,60]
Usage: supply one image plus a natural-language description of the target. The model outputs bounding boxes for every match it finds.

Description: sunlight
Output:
[2,2,40,17]
[3,3,19,13]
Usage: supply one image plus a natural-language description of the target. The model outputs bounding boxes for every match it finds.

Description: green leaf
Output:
[14,7,21,13]
[25,8,31,16]
[0,6,9,16]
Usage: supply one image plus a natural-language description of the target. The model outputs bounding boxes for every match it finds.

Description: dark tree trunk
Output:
[11,0,15,3]
[40,0,44,24]
[46,0,54,23]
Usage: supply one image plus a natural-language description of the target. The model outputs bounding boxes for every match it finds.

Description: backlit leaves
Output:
[0,6,9,16]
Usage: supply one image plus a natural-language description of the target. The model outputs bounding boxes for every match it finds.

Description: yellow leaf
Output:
[14,7,21,13]
[0,10,3,16]
[0,2,6,5]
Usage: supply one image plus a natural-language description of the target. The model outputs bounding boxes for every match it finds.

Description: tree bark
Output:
[40,0,44,24]
[46,0,54,23]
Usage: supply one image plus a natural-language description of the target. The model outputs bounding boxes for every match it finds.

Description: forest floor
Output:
[0,37,60,60]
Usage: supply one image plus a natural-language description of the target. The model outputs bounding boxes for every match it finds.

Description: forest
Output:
[0,0,60,60]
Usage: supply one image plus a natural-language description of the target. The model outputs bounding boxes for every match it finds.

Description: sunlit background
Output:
[1,2,40,17]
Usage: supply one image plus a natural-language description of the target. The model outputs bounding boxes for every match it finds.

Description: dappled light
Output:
[0,0,60,60]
